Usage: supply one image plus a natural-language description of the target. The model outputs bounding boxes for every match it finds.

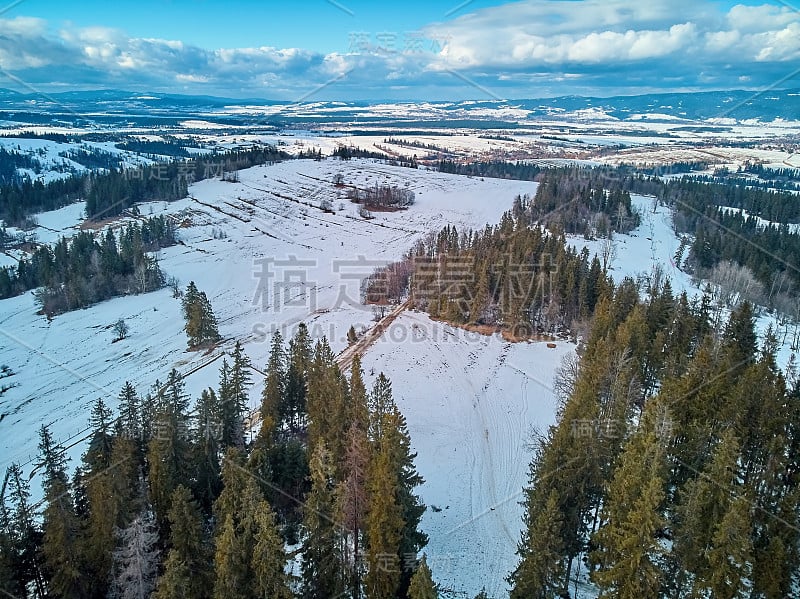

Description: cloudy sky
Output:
[1,0,798,100]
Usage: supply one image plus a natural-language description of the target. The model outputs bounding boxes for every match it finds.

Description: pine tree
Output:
[220,341,251,448]
[365,373,427,597]
[251,501,292,599]
[4,463,46,596]
[513,357,604,592]
[706,496,753,599]
[301,443,345,599]
[107,434,141,527]
[154,485,211,599]
[38,425,88,598]
[257,331,285,445]
[192,388,223,514]
[673,430,741,593]
[388,408,427,596]
[337,423,370,597]
[590,402,667,599]
[348,354,370,433]
[81,398,120,597]
[408,554,438,599]
[722,301,758,372]
[85,398,114,470]
[118,381,141,442]
[212,448,291,599]
[182,282,221,348]
[509,490,565,598]
[213,514,249,599]
[307,338,348,470]
[0,521,20,598]
[283,323,311,435]
[365,444,403,599]
[147,370,192,534]
[108,510,160,599]
[213,449,256,599]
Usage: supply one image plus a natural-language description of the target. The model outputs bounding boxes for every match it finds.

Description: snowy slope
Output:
[572,194,797,371]
[360,312,574,597]
[0,157,538,495]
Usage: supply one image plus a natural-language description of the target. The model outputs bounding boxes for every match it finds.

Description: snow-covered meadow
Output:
[0,158,568,597]
[3,150,799,597]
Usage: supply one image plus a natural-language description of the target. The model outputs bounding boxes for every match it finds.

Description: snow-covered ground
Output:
[2,156,566,596]
[572,195,798,370]
[2,152,798,598]
[360,312,573,597]
[0,157,538,500]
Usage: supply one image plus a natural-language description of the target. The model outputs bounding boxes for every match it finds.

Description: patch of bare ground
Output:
[424,317,557,343]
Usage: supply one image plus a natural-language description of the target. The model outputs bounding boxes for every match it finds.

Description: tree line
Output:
[0,328,433,598]
[363,195,614,338]
[510,284,800,597]
[0,146,289,226]
[0,215,177,315]
[437,160,800,317]
[0,148,42,186]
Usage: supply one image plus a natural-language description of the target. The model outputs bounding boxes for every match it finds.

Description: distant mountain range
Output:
[1,88,798,127]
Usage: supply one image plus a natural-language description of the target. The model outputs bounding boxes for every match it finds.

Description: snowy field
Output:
[360,312,573,597]
[2,152,798,597]
[1,156,564,596]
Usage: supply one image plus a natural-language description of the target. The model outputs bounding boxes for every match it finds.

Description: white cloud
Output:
[0,1,797,99]
[175,73,209,83]
[727,3,797,32]
[0,16,47,36]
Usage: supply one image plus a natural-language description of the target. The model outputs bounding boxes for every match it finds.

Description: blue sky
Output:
[0,0,798,100]
[5,0,511,53]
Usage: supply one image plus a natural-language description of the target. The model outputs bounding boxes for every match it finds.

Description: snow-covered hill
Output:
[1,159,562,599]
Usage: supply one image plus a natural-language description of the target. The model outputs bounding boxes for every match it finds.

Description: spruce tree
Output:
[192,388,223,514]
[4,463,46,596]
[0,522,20,598]
[258,331,285,445]
[365,373,427,597]
[408,555,438,599]
[673,430,741,592]
[348,354,370,433]
[307,338,347,469]
[706,496,753,599]
[301,443,345,599]
[220,342,251,448]
[147,369,192,534]
[365,444,403,599]
[213,448,291,599]
[81,398,120,598]
[213,514,249,599]
[251,501,292,599]
[509,490,565,598]
[336,423,370,597]
[283,323,311,435]
[117,381,141,442]
[154,485,210,599]
[108,510,160,599]
[182,282,221,348]
[38,425,88,598]
[590,402,667,599]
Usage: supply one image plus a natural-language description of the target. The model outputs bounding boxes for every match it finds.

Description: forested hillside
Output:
[0,215,177,315]
[0,329,431,598]
[436,162,800,318]
[0,146,288,226]
[362,184,800,597]
[511,288,800,598]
